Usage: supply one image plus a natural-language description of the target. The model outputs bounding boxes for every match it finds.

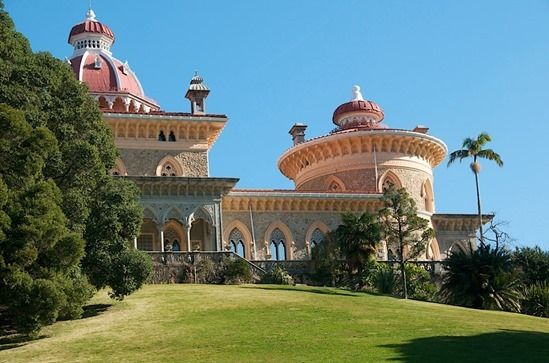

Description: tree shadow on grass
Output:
[81,303,112,319]
[380,329,549,363]
[0,302,112,351]
[243,285,360,297]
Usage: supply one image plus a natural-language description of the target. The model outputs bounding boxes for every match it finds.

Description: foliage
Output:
[194,257,218,283]
[0,104,93,335]
[361,262,398,295]
[521,281,549,318]
[259,266,294,285]
[222,257,253,284]
[400,264,437,302]
[0,4,150,333]
[336,212,381,276]
[379,186,434,299]
[512,246,549,285]
[440,245,522,312]
[311,231,345,286]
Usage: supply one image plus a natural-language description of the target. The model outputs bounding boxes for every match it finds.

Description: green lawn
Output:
[1,284,548,363]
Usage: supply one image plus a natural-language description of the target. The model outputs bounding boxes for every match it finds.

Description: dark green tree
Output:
[447,133,503,245]
[0,3,151,332]
[512,246,549,286]
[0,104,94,334]
[379,186,434,299]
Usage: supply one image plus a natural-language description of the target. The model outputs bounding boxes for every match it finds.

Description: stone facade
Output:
[119,148,208,176]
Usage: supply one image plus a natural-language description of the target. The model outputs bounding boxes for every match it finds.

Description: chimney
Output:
[289,123,307,145]
[413,125,429,134]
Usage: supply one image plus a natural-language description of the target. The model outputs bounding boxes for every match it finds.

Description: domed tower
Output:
[278,85,447,214]
[67,8,159,113]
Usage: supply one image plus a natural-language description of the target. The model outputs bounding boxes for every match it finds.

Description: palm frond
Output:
[477,132,492,145]
[477,149,503,167]
[447,149,470,166]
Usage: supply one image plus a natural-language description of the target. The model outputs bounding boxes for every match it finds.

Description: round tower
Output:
[278,85,447,214]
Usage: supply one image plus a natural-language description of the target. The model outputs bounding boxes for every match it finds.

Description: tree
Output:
[335,212,381,286]
[447,133,503,246]
[0,104,94,334]
[0,4,151,332]
[379,186,434,299]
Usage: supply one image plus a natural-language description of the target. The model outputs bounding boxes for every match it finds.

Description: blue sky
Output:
[5,0,549,250]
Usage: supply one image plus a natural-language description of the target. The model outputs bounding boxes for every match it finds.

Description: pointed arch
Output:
[163,219,186,252]
[325,175,346,192]
[164,207,182,222]
[143,207,158,223]
[264,221,294,260]
[223,220,253,258]
[379,170,402,192]
[111,158,128,176]
[421,179,435,213]
[155,155,184,176]
[305,221,330,256]
[426,237,441,260]
[190,206,213,225]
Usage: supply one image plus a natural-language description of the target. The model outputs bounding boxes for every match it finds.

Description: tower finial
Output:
[352,85,364,101]
[86,1,96,21]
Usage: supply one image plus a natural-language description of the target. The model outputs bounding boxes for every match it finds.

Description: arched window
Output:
[422,180,434,213]
[158,130,166,141]
[310,228,324,250]
[229,228,245,258]
[325,176,345,192]
[387,249,396,261]
[381,171,401,192]
[160,163,177,177]
[270,228,287,261]
[168,131,176,142]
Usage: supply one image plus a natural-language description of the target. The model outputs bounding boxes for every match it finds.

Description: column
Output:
[185,221,192,252]
[133,237,138,250]
[160,227,165,252]
[214,202,223,252]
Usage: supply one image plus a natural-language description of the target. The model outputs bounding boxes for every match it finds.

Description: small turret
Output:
[185,72,210,114]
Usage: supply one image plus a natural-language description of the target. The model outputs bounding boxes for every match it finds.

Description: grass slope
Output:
[1,284,548,362]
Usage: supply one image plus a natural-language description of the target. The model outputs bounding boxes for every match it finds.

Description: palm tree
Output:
[336,212,381,283]
[447,133,503,246]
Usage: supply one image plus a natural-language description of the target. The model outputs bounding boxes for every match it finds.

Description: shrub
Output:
[401,264,437,302]
[222,257,253,284]
[512,246,549,285]
[373,264,397,295]
[194,257,219,284]
[440,245,522,312]
[260,266,294,285]
[521,281,549,318]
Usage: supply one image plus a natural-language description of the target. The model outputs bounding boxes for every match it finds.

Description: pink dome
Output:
[70,53,144,97]
[332,99,384,123]
[332,85,386,130]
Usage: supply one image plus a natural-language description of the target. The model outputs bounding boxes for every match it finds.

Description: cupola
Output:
[332,85,386,130]
[185,72,210,114]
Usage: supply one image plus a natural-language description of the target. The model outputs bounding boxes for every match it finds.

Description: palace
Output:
[66,9,482,264]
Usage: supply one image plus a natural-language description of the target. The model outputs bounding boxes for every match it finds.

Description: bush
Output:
[440,245,522,312]
[521,281,549,318]
[194,257,219,283]
[260,266,294,285]
[222,257,253,285]
[512,246,549,285]
[401,264,437,302]
[374,264,398,295]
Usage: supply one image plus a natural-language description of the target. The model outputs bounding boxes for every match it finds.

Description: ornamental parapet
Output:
[223,190,383,212]
[278,129,447,183]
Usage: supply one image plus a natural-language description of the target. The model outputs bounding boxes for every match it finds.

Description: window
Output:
[172,240,181,252]
[158,130,166,141]
[229,228,245,258]
[310,228,324,251]
[168,131,176,142]
[160,163,177,177]
[269,228,286,260]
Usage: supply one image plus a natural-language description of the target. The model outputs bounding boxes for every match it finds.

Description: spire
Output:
[351,85,364,101]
